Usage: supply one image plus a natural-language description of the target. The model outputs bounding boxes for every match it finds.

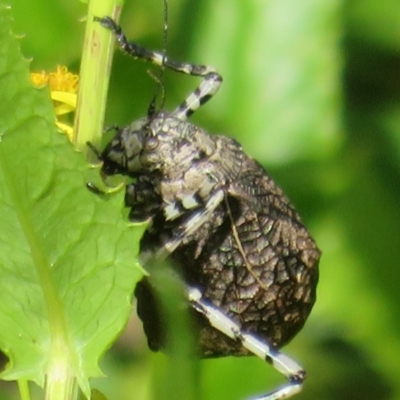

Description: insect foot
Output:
[94,16,321,400]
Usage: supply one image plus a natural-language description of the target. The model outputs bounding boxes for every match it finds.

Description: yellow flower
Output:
[31,66,79,141]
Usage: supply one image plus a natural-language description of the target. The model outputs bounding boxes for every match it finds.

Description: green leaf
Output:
[0,4,145,399]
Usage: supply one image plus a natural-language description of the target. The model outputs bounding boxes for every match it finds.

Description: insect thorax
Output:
[102,111,246,203]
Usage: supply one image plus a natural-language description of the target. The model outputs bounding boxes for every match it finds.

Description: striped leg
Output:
[95,17,223,120]
[188,287,306,400]
[155,189,224,259]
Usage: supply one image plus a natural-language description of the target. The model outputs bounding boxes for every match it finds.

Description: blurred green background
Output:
[2,0,400,399]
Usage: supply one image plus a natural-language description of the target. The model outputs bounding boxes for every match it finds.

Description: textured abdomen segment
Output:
[179,200,319,355]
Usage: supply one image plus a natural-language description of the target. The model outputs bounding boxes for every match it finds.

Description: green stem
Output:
[73,0,125,159]
[46,1,125,400]
[18,379,31,400]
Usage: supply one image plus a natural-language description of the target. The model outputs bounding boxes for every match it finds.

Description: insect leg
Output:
[125,179,162,222]
[95,16,222,120]
[144,188,224,263]
[188,286,306,400]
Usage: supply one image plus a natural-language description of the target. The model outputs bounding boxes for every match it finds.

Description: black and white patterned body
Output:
[95,16,321,400]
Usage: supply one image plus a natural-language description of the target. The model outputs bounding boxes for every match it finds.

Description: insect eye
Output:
[143,137,159,152]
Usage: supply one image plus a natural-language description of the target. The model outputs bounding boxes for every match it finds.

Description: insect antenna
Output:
[146,70,166,119]
[146,0,169,119]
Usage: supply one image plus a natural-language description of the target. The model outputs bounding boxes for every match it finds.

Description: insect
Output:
[93,13,320,400]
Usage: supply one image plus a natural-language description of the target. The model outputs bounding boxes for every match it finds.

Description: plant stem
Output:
[73,0,124,159]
